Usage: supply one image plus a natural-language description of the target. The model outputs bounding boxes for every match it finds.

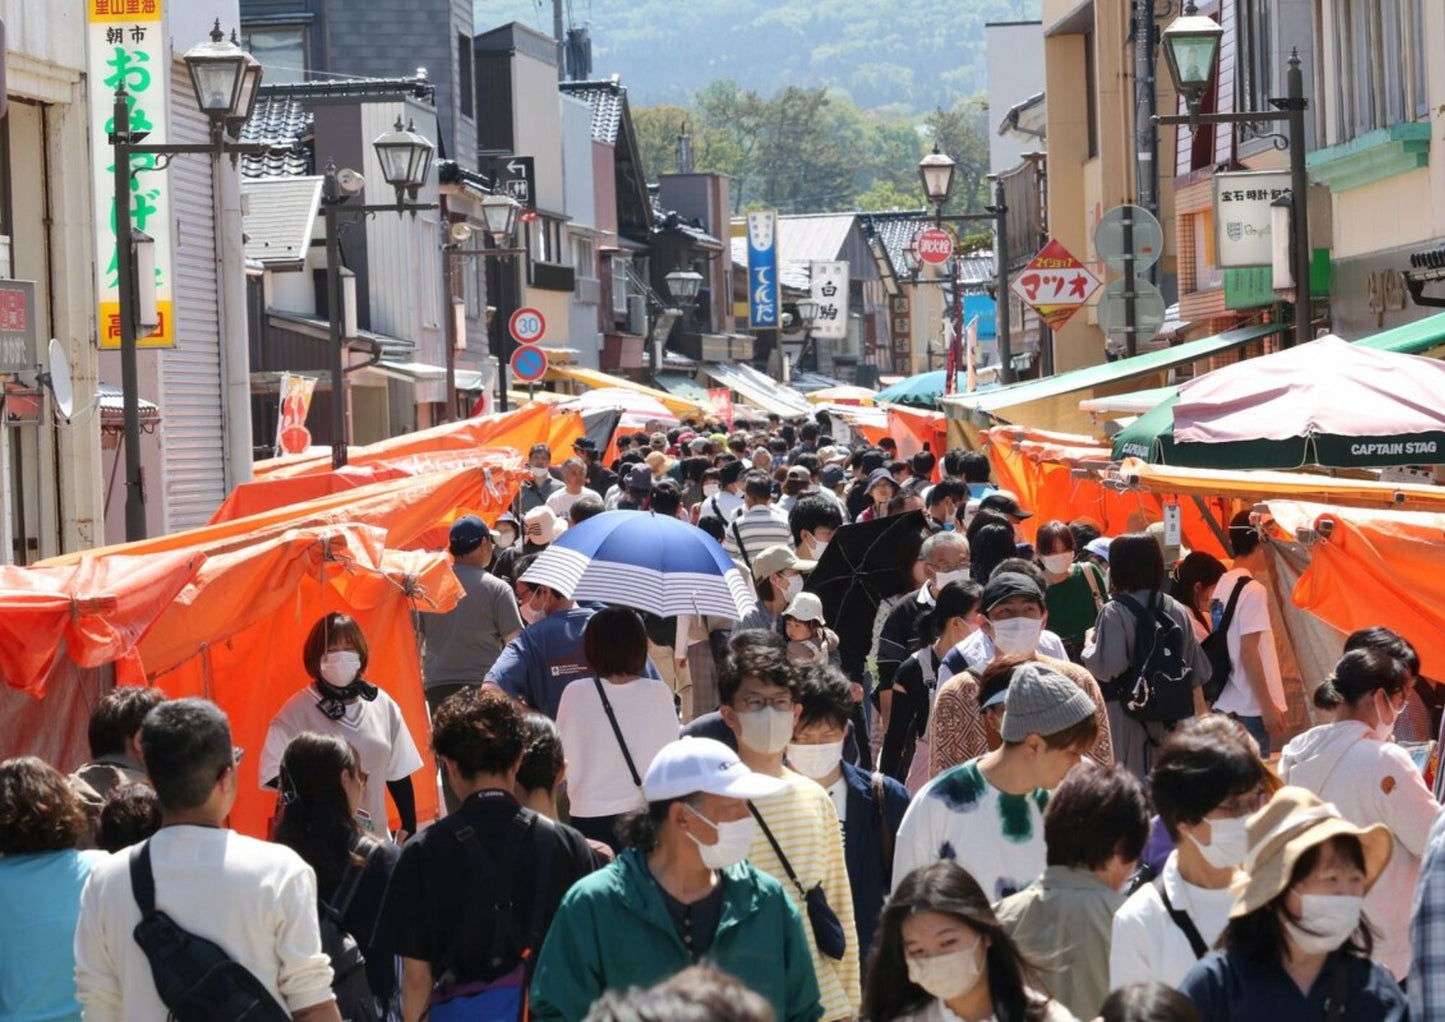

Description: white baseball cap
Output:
[642,737,790,802]
[782,591,826,625]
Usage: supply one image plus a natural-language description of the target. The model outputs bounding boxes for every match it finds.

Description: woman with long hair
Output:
[273,731,399,1013]
[1168,553,1227,641]
[863,860,1075,1022]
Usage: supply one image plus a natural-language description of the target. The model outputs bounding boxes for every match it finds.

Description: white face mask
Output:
[1286,893,1365,954]
[809,538,829,560]
[906,945,983,1002]
[319,650,362,688]
[776,574,803,605]
[737,707,795,755]
[531,466,550,482]
[786,739,845,780]
[932,568,968,592]
[495,531,517,551]
[991,616,1043,655]
[684,805,757,870]
[1369,690,1402,742]
[520,600,544,625]
[703,483,720,498]
[1041,553,1074,575]
[1189,814,1250,869]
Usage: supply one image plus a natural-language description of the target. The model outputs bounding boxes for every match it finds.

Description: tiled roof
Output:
[239,94,313,179]
[560,78,626,145]
[241,176,323,268]
[862,212,930,276]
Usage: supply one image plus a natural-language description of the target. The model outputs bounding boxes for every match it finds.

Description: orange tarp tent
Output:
[0,551,205,697]
[1269,500,1445,679]
[209,464,412,525]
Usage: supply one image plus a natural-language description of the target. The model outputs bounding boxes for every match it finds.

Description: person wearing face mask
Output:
[863,860,1076,1022]
[1277,648,1441,980]
[788,667,911,963]
[1110,718,1268,991]
[892,661,1101,903]
[1035,520,1107,661]
[996,764,1151,1020]
[573,436,618,497]
[261,613,422,844]
[718,646,860,1020]
[516,442,563,515]
[1083,533,1211,780]
[788,493,842,563]
[922,480,968,534]
[1178,787,1405,1021]
[881,579,983,792]
[529,737,823,1022]
[724,471,794,576]
[734,545,816,635]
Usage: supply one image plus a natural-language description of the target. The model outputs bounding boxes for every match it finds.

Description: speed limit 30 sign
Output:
[509,307,546,345]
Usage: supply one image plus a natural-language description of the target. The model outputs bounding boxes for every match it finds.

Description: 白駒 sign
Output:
[746,210,780,329]
[809,261,848,340]
[1009,239,1101,331]
[1214,170,1291,268]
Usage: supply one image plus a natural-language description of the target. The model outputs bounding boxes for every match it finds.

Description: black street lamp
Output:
[110,21,272,541]
[1157,1,1310,350]
[665,269,705,307]
[443,192,525,413]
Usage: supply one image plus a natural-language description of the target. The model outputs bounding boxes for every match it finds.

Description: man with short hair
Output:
[893,661,1101,902]
[484,581,597,720]
[788,494,843,562]
[614,464,654,512]
[948,449,996,499]
[573,436,618,496]
[373,689,598,1022]
[547,457,602,518]
[70,687,167,836]
[569,495,605,526]
[735,545,815,635]
[698,459,747,522]
[518,443,563,514]
[875,532,971,721]
[75,699,341,1022]
[996,764,1150,1019]
[923,479,968,533]
[1209,510,1287,754]
[720,648,860,1020]
[724,471,794,575]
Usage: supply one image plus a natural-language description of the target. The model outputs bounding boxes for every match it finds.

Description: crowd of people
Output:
[2,414,1443,1022]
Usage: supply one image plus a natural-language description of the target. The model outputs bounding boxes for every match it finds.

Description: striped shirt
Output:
[724,504,794,569]
[748,769,860,1020]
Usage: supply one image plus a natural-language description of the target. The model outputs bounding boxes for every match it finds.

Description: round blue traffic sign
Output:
[510,344,548,383]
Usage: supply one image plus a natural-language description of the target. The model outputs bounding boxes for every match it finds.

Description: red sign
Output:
[916,227,954,266]
[509,307,546,345]
[708,388,734,429]
[1009,239,1102,331]
[510,344,548,383]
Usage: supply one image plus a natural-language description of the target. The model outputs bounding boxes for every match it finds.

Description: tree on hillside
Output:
[633,104,690,183]
[923,98,991,214]
[693,80,769,210]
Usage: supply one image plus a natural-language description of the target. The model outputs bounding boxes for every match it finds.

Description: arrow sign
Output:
[496,155,535,207]
[510,344,548,383]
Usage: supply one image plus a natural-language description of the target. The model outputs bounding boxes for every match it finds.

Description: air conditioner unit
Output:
[627,294,648,336]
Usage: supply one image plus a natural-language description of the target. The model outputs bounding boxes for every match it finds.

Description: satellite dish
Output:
[335,167,365,195]
[41,337,74,419]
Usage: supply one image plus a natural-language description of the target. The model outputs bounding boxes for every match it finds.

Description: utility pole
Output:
[554,0,566,81]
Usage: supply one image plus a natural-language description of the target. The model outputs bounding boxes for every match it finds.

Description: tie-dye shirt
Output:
[891,758,1049,903]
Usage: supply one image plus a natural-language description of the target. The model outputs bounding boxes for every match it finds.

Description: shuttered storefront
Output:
[159,61,227,531]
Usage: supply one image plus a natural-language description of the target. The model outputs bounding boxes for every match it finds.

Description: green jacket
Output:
[529,848,823,1022]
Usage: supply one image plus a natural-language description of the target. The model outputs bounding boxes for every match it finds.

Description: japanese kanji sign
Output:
[88,0,175,349]
[1213,170,1291,269]
[809,261,848,341]
[746,210,780,330]
[1009,239,1102,331]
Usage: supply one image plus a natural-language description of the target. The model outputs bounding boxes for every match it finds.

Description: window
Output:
[463,250,483,319]
[1084,32,1098,159]
[1236,0,1273,115]
[240,25,306,85]
[457,34,474,119]
[572,236,595,279]
[611,255,630,314]
[1328,0,1427,144]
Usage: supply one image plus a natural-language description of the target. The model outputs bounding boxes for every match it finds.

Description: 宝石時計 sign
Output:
[1214,170,1291,268]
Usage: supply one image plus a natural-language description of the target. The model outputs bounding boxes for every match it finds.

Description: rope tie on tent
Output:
[483,467,499,498]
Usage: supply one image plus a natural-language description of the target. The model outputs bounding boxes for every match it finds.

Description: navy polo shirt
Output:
[1179,948,1406,1022]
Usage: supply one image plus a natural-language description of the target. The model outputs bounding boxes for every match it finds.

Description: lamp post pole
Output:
[993,176,1012,382]
[111,89,146,542]
[324,171,347,469]
[1286,53,1311,350]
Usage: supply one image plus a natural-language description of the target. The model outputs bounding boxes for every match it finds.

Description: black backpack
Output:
[1199,578,1248,705]
[318,839,380,1022]
[129,841,291,1022]
[1111,592,1196,723]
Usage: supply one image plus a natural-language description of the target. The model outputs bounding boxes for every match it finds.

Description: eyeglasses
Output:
[738,695,794,713]
[1211,787,1265,819]
[929,559,971,573]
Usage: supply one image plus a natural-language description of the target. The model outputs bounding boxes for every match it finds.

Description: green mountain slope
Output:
[474,0,1040,111]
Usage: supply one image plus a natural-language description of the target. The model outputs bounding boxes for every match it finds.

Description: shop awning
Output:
[1118,458,1445,514]
[546,363,708,416]
[939,322,1288,435]
[1354,311,1445,354]
[365,360,447,384]
[1077,386,1177,416]
[701,362,813,418]
[652,371,715,408]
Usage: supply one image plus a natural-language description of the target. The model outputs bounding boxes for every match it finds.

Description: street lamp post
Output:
[321,118,438,470]
[110,21,268,541]
[915,146,1014,383]
[793,296,820,375]
[1157,1,1310,348]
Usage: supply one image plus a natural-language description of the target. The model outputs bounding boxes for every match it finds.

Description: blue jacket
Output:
[840,761,911,960]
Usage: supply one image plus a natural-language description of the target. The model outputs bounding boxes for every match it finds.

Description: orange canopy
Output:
[0,551,205,697]
[1269,500,1445,679]
[208,464,411,525]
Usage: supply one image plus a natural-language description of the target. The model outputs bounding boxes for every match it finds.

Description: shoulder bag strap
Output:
[747,803,808,900]
[1081,563,1107,612]
[1326,951,1347,1022]
[872,772,895,881]
[730,516,754,573]
[328,838,377,918]
[129,840,157,917]
[522,815,558,954]
[1152,874,1210,959]
[593,677,643,789]
[1216,578,1249,633]
[444,812,534,977]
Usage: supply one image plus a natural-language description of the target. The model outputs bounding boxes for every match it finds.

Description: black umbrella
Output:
[805,510,930,680]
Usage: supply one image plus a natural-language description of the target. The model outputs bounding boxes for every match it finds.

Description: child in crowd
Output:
[782,592,840,668]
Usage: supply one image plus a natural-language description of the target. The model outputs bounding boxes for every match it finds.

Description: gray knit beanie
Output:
[999,662,1096,742]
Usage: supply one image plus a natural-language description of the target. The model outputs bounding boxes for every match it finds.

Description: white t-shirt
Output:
[892,758,1049,903]
[555,675,679,817]
[547,486,602,517]
[74,826,335,1021]
[1209,569,1285,716]
[937,627,1071,686]
[1109,851,1237,990]
[261,686,424,835]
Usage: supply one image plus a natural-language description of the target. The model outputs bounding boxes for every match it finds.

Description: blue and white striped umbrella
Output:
[519,510,757,620]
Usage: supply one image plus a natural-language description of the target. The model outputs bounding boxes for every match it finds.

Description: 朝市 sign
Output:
[1010,239,1102,331]
[87,0,175,349]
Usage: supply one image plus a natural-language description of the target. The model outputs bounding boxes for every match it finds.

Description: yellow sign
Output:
[88,0,163,23]
[97,300,175,350]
